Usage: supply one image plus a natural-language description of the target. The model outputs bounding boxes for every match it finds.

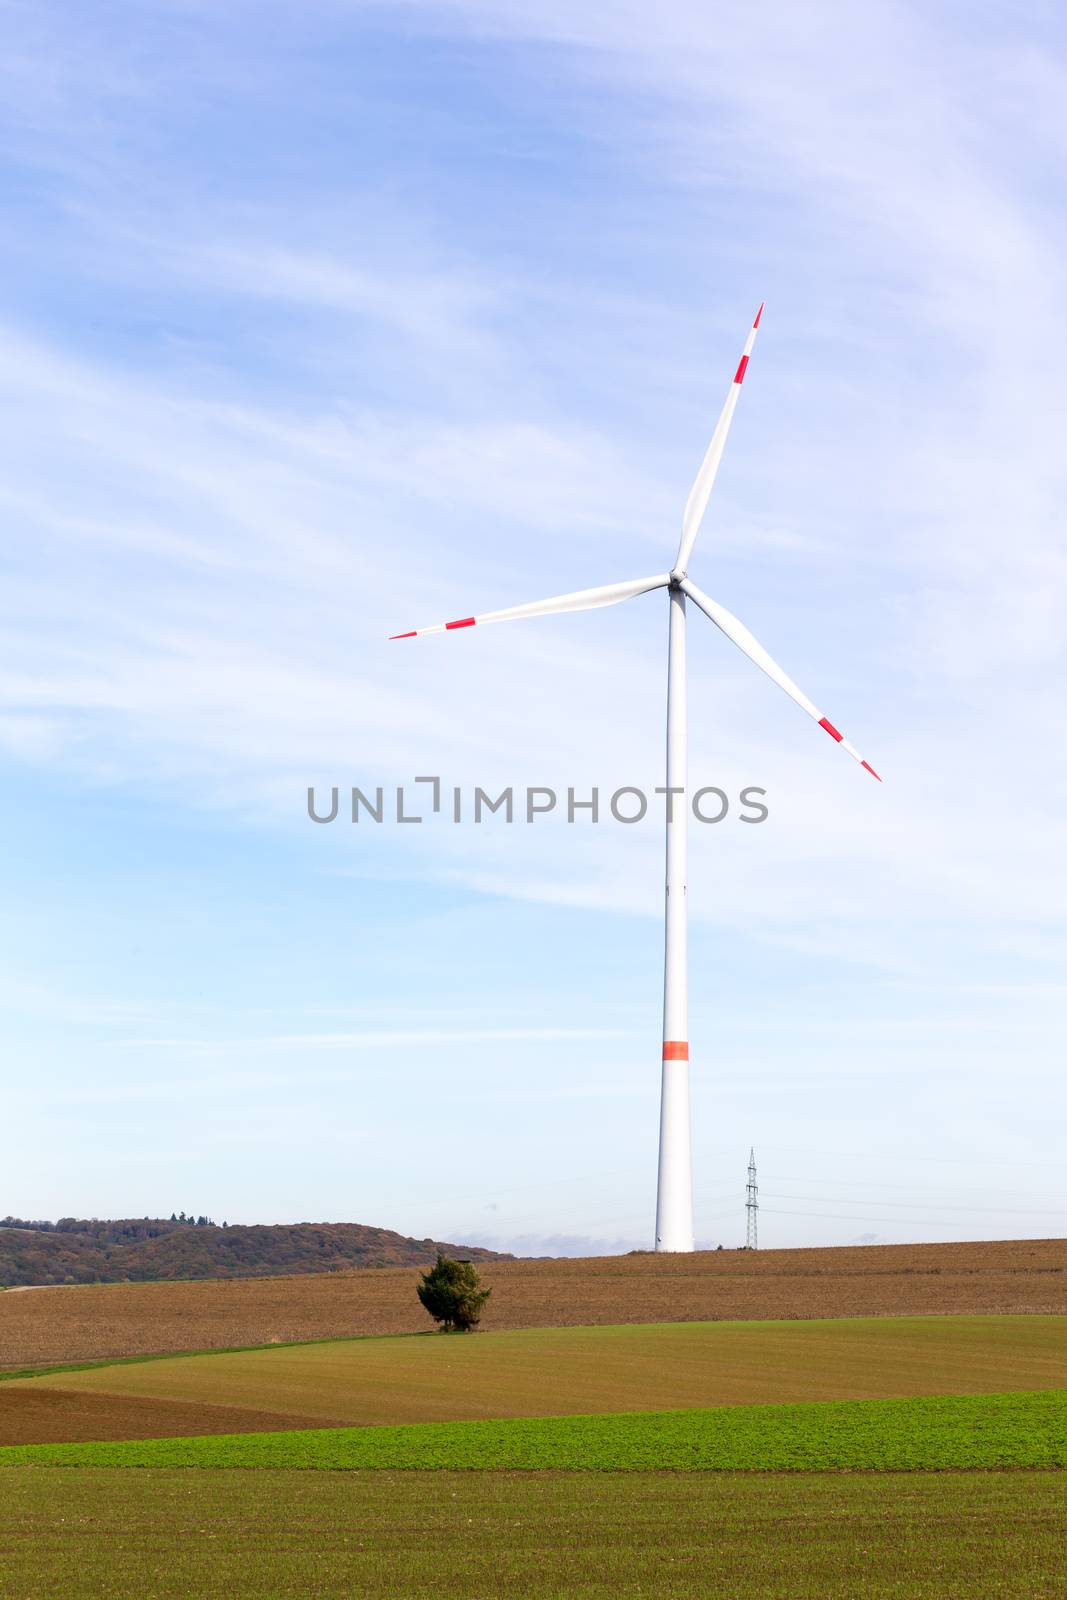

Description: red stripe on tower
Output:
[862,761,882,781]
[753,303,764,329]
[662,1041,689,1061]
[819,717,843,741]
[446,617,477,630]
[389,631,418,640]
[734,355,749,384]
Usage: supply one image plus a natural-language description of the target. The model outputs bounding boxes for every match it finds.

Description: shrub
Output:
[417,1254,491,1332]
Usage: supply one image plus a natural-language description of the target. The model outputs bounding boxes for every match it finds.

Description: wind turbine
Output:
[391,306,880,1252]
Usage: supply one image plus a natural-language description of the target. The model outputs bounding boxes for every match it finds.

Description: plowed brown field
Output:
[2,1237,1063,1370]
[0,1389,336,1445]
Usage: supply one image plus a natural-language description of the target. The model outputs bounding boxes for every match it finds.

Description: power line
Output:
[758,1207,1059,1230]
[761,1192,1067,1217]
[761,1172,1055,1202]
[758,1143,1048,1170]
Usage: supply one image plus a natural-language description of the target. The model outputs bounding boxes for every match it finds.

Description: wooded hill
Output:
[0,1217,508,1287]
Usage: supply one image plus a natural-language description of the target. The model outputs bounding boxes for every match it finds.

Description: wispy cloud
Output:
[119,1026,629,1051]
[1,0,1064,1238]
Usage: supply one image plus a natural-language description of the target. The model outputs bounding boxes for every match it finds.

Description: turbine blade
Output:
[389,573,670,639]
[681,578,881,780]
[675,304,763,574]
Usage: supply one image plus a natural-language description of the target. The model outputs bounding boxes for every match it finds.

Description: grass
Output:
[3,1389,1065,1472]
[9,1315,1066,1438]
[1,1467,1065,1598]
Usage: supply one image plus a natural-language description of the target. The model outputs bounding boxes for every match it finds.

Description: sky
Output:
[1,0,1065,1256]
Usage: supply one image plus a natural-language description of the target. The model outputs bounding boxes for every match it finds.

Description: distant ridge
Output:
[0,1217,509,1287]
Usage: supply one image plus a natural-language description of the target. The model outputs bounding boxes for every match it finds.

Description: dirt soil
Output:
[1,1237,1063,1370]
[0,1388,337,1445]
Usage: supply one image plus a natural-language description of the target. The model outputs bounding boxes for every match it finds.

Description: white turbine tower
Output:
[391,306,880,1252]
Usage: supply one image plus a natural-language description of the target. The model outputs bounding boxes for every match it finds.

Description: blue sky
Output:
[2,1,1065,1254]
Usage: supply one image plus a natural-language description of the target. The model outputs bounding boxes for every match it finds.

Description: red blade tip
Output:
[753,302,764,329]
[861,761,882,782]
[389,630,417,640]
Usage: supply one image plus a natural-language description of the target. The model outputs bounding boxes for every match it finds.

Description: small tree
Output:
[417,1254,491,1332]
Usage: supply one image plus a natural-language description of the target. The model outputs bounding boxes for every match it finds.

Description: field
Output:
[6,1390,1066,1471]
[3,1314,1065,1444]
[2,1236,1064,1368]
[2,1468,1064,1599]
[4,1253,1065,1596]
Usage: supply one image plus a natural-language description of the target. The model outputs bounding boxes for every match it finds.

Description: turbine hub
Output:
[669,568,686,587]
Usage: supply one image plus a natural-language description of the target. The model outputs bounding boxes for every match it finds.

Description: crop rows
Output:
[3,1467,1065,1600]
[4,1389,1065,1472]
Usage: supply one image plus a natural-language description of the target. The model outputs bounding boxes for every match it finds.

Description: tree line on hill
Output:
[0,1217,509,1287]
[1,1215,218,1239]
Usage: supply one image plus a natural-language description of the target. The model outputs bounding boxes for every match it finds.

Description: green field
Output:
[10,1314,1066,1431]
[1,1467,1064,1599]
[4,1389,1065,1471]
[6,1312,1064,1595]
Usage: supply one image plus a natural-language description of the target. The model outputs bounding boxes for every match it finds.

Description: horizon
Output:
[7,1210,1064,1265]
